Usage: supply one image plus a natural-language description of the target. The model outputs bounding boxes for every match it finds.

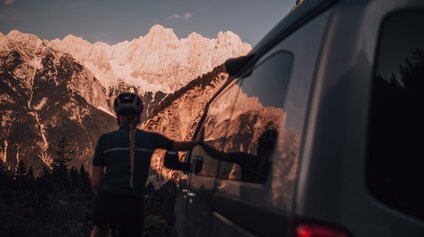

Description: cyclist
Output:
[90,92,199,237]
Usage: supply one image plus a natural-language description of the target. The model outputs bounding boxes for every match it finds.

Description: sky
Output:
[0,0,294,47]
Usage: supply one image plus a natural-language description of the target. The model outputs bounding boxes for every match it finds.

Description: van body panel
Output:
[176,0,424,236]
[297,0,424,236]
[185,175,217,237]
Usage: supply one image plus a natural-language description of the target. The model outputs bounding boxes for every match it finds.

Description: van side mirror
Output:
[224,54,256,77]
[192,155,203,175]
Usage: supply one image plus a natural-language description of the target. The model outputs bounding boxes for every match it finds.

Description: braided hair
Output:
[114,92,143,188]
[117,115,139,188]
[128,116,138,188]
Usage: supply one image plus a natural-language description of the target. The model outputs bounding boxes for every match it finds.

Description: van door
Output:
[209,9,331,237]
[210,50,294,237]
[183,78,243,237]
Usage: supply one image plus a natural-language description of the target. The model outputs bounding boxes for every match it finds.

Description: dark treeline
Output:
[0,137,179,237]
[0,137,92,237]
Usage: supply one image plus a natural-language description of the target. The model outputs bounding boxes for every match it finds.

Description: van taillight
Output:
[295,224,349,237]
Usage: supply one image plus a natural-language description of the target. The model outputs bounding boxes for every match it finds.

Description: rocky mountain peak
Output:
[187,32,203,40]
[216,30,250,51]
[217,30,240,41]
[61,34,92,48]
[6,29,24,38]
[143,24,179,49]
[147,24,176,36]
[5,30,40,44]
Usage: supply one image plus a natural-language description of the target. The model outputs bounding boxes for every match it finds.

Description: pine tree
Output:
[0,160,13,190]
[40,163,51,177]
[27,167,35,180]
[26,166,36,190]
[15,159,28,177]
[78,164,91,194]
[52,137,73,170]
[69,166,79,187]
[51,137,74,190]
[15,159,28,188]
[37,163,52,200]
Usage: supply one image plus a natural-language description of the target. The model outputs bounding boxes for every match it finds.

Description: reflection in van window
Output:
[196,79,241,177]
[367,11,424,221]
[201,128,278,183]
[211,51,294,183]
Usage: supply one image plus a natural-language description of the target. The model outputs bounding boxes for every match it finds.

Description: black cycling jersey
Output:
[92,126,173,196]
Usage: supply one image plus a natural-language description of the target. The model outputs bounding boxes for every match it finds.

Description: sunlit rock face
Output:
[0,31,116,172]
[0,28,250,174]
[143,66,229,181]
[49,25,251,93]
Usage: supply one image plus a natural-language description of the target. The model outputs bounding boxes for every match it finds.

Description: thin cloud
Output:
[165,12,192,21]
[183,13,192,20]
[4,0,15,5]
[165,14,181,20]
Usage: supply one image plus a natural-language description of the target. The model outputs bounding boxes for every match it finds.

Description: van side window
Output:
[216,51,294,183]
[367,10,424,221]
[195,79,241,177]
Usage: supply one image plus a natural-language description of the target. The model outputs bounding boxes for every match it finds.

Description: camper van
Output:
[173,0,424,236]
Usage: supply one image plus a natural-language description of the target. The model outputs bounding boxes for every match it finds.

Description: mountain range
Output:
[48,24,251,93]
[0,26,251,173]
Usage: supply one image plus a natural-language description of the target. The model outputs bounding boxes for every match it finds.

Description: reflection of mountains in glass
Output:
[205,83,285,154]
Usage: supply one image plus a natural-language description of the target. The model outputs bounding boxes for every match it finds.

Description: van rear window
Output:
[367,10,424,221]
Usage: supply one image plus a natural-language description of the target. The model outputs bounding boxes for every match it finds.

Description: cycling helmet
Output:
[113,92,143,116]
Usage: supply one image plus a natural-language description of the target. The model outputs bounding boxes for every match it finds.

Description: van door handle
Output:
[187,191,196,203]
[182,188,189,199]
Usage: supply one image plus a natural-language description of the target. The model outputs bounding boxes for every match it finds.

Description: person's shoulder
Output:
[105,129,120,137]
[98,129,120,141]
[137,129,164,138]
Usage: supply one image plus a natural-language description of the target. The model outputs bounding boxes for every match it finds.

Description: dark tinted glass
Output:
[367,10,424,221]
[195,80,241,177]
[218,51,294,183]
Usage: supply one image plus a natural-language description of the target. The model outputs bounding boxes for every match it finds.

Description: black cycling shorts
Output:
[91,189,145,236]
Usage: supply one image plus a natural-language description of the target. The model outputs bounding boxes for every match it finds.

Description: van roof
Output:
[251,0,339,57]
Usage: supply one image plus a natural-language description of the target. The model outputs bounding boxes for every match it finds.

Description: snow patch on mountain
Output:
[99,106,116,118]
[34,97,47,110]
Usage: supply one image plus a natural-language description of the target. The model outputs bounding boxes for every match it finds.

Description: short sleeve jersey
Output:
[93,127,173,196]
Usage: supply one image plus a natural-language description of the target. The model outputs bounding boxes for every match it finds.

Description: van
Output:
[173,0,424,236]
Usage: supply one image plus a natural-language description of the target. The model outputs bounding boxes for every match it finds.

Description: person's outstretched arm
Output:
[171,139,199,151]
[170,129,201,151]
[153,131,200,151]
[164,151,191,172]
[199,140,232,161]
[198,129,247,164]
